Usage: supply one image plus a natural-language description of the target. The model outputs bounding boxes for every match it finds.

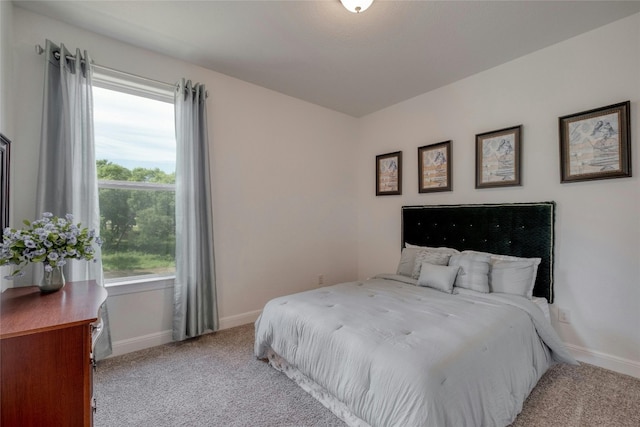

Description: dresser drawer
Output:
[1,281,108,427]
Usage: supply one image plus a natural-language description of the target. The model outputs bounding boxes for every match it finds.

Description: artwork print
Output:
[418,141,452,193]
[570,114,619,173]
[482,135,515,181]
[376,151,402,196]
[379,157,398,190]
[475,126,521,188]
[560,101,632,183]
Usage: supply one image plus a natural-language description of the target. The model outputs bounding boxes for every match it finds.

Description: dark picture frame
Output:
[475,125,522,189]
[0,133,10,231]
[559,101,631,183]
[418,140,452,193]
[376,151,402,196]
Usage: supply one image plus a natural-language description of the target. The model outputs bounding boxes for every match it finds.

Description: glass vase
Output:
[39,265,66,293]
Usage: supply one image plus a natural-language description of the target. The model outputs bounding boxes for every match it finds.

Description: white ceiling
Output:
[13,0,640,117]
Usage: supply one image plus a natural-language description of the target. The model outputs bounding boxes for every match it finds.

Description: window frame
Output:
[92,69,177,289]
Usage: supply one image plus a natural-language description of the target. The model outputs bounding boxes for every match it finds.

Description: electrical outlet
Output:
[318,274,324,286]
[558,308,571,324]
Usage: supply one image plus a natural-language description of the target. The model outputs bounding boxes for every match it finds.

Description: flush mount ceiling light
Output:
[340,0,374,14]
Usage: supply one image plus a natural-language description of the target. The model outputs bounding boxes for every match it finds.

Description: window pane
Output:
[93,86,176,280]
[94,87,175,173]
[98,187,175,280]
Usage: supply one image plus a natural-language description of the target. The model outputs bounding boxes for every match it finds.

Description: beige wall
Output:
[0,1,11,133]
[7,5,640,377]
[0,1,13,291]
[10,7,359,348]
[356,13,640,377]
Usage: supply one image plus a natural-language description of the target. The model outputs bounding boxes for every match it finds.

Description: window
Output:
[93,70,176,282]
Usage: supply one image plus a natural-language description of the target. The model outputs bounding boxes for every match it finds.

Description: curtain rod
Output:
[35,44,177,92]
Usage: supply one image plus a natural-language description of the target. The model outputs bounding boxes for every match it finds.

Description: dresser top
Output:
[0,280,107,339]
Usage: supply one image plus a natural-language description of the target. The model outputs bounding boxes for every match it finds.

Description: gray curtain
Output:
[36,39,112,359]
[173,79,218,341]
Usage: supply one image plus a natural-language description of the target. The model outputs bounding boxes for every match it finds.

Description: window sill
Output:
[105,275,175,297]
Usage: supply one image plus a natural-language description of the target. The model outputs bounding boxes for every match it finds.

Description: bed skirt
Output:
[265,347,370,427]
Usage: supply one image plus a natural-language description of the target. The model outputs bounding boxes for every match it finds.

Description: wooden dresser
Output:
[1,280,107,427]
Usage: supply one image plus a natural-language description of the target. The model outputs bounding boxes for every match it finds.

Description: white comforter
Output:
[255,275,577,427]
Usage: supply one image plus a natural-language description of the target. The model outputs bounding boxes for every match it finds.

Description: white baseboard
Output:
[566,342,640,379]
[109,309,262,358]
[219,309,262,330]
[110,330,174,357]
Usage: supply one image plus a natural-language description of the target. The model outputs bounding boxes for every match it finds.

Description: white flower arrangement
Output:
[0,212,102,278]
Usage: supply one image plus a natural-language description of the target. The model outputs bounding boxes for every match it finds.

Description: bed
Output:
[255,202,577,427]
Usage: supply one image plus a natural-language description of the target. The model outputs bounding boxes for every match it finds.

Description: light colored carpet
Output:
[95,324,640,427]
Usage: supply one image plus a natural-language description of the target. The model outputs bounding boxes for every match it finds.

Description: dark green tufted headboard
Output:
[402,202,555,303]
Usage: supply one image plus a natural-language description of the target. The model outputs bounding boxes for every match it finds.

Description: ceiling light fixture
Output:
[340,0,373,14]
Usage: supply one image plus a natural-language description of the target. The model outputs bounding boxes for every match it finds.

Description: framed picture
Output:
[376,151,402,196]
[0,133,10,231]
[418,140,452,193]
[475,125,522,189]
[559,101,631,183]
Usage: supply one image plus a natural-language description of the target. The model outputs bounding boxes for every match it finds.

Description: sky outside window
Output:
[93,86,175,173]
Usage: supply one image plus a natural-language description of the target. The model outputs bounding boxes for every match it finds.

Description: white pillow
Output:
[397,246,459,278]
[449,252,491,293]
[462,250,541,298]
[411,250,452,279]
[490,260,538,298]
[417,262,460,293]
[405,244,460,255]
[396,248,420,277]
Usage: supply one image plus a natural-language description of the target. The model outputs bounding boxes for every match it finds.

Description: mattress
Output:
[255,275,576,427]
